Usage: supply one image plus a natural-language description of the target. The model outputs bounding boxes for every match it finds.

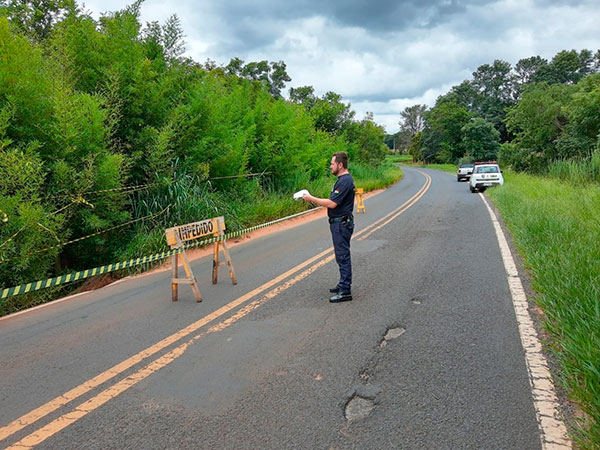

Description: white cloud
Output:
[81,0,600,134]
[352,85,453,133]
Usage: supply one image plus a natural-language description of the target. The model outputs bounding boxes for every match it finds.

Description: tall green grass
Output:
[548,149,600,185]
[396,158,457,176]
[417,163,456,175]
[386,154,413,163]
[486,172,600,448]
[351,161,404,191]
[233,161,402,225]
[121,162,402,257]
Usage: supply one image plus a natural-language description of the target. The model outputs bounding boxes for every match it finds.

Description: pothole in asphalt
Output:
[345,396,375,421]
[344,385,382,422]
[379,327,406,347]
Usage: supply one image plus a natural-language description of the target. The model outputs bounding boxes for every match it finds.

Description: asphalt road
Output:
[0,167,542,449]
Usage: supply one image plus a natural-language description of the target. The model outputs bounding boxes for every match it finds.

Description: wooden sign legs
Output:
[170,218,237,302]
[212,220,237,285]
[171,236,202,302]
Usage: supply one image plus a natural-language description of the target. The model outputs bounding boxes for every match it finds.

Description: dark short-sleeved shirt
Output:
[328,173,355,218]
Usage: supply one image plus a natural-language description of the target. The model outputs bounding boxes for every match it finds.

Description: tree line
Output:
[0,0,389,306]
[388,49,600,175]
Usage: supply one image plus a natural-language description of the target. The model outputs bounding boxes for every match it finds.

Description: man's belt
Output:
[329,215,353,224]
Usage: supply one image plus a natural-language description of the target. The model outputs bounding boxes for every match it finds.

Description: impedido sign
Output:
[165,218,217,246]
[165,216,237,302]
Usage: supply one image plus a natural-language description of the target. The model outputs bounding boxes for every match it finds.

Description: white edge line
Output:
[479,192,572,450]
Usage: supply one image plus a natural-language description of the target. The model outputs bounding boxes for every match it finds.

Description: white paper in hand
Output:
[293,189,310,200]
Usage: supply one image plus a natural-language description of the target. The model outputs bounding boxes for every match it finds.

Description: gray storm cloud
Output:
[85,0,600,132]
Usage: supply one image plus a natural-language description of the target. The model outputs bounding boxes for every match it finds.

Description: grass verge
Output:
[393,158,456,176]
[486,172,600,449]
[235,161,402,226]
[386,154,413,163]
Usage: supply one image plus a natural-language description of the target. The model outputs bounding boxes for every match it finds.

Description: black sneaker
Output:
[329,292,352,303]
[329,286,340,293]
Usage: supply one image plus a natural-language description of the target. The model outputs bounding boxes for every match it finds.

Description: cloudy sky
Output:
[83,0,600,133]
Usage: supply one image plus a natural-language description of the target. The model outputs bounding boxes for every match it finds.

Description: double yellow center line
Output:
[1,170,431,449]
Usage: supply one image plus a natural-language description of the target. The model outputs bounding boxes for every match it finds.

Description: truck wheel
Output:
[470,186,476,193]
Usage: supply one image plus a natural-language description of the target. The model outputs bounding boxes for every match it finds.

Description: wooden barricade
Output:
[355,188,366,214]
[165,216,237,302]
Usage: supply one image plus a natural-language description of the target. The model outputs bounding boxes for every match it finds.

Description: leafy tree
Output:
[534,50,597,85]
[515,56,548,85]
[50,4,199,183]
[556,73,600,158]
[408,131,423,162]
[242,60,270,85]
[384,130,411,152]
[141,20,165,62]
[289,85,317,110]
[0,16,55,143]
[0,143,66,290]
[504,82,575,170]
[164,72,255,181]
[438,61,518,142]
[225,58,291,98]
[0,0,76,42]
[399,104,427,136]
[447,80,478,110]
[461,118,500,161]
[421,101,471,163]
[268,61,291,98]
[497,142,541,172]
[289,88,356,136]
[141,14,185,64]
[471,59,518,141]
[472,60,518,104]
[225,57,244,76]
[345,115,388,166]
[161,14,185,62]
[310,91,354,134]
[49,10,107,92]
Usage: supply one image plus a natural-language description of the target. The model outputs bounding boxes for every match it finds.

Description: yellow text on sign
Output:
[165,217,222,247]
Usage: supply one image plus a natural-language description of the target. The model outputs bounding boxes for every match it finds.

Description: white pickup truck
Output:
[469,162,504,193]
[457,163,474,181]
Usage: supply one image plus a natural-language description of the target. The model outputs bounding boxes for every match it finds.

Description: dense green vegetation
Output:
[0,1,396,313]
[487,174,600,449]
[389,49,600,184]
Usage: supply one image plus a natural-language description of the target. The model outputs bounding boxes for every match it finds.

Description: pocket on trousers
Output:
[343,223,354,238]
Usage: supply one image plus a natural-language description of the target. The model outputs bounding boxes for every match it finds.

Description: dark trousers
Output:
[330,221,354,293]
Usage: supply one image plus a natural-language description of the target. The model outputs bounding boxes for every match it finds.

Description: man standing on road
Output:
[303,152,355,303]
